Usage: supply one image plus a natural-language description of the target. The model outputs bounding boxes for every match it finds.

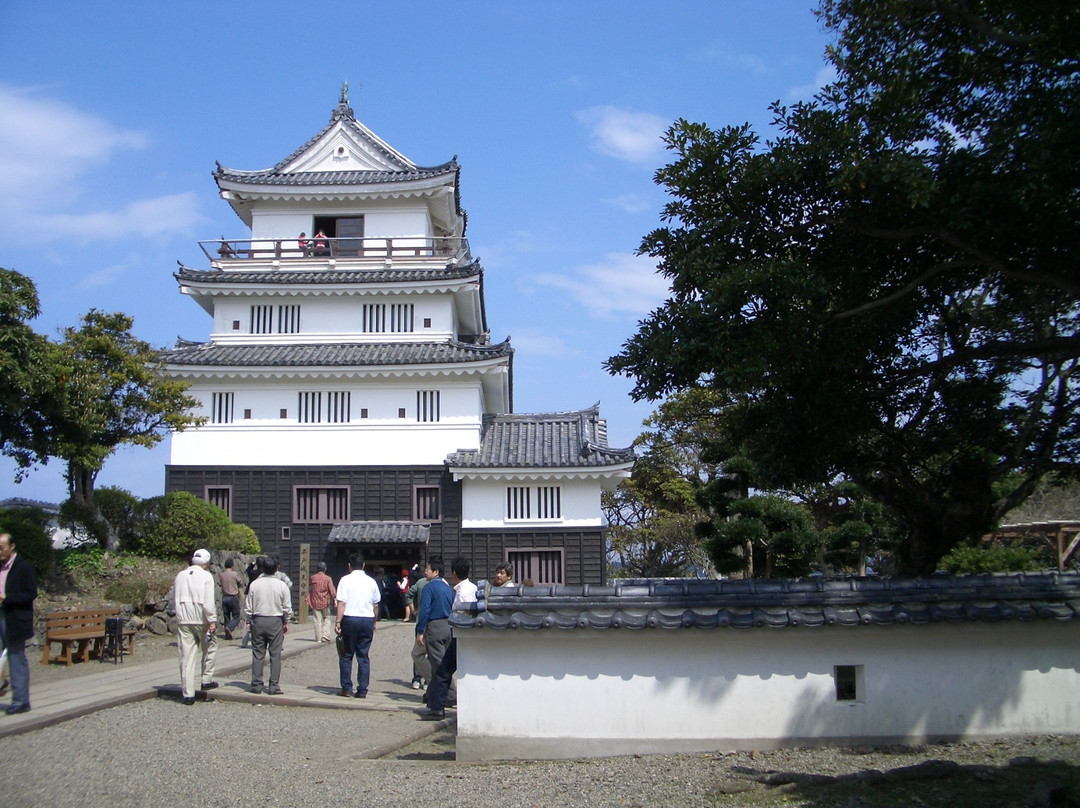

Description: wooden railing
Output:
[199,236,469,264]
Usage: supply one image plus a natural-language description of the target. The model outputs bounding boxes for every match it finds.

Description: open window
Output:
[313,215,365,256]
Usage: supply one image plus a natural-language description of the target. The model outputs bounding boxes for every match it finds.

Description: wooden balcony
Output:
[199,236,471,269]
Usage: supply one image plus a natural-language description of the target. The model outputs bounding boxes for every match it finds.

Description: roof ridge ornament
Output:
[332,80,354,122]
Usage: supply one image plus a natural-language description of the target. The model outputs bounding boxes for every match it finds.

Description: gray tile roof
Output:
[213,166,459,187]
[327,521,430,544]
[213,102,458,189]
[446,405,635,470]
[451,572,1080,631]
[160,339,512,368]
[175,263,481,286]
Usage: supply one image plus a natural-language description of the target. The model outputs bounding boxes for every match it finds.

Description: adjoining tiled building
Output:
[162,88,634,589]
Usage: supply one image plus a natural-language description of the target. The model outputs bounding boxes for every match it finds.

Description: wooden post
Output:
[298,543,310,625]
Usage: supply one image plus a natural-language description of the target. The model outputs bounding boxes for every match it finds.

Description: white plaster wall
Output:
[170,422,480,466]
[460,477,604,528]
[455,622,1080,761]
[249,205,429,242]
[364,209,429,240]
[249,212,313,244]
[209,294,455,341]
[171,382,482,466]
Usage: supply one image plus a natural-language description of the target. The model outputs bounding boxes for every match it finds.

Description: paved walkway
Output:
[0,619,449,748]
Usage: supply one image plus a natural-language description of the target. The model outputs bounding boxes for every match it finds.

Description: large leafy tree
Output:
[45,310,203,549]
[604,391,722,577]
[0,269,54,468]
[606,0,1080,574]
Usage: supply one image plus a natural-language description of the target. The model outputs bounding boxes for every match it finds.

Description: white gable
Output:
[282,120,416,174]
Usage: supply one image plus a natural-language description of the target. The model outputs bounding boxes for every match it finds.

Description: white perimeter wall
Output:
[460,477,604,528]
[455,621,1080,761]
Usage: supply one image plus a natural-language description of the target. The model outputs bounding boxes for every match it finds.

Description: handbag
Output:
[335,633,346,658]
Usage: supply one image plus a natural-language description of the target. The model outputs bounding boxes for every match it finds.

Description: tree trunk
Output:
[66,462,118,552]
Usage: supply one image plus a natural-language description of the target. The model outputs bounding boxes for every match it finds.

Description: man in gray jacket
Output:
[245,556,292,695]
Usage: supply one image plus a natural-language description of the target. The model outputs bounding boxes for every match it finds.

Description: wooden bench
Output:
[42,608,136,666]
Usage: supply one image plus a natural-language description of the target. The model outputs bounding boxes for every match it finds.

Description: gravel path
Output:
[5,619,1080,807]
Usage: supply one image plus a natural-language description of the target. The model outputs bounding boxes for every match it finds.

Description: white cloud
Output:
[607,193,653,214]
[695,48,769,75]
[0,85,202,243]
[39,192,203,241]
[534,253,669,318]
[75,263,127,291]
[510,329,571,358]
[576,106,668,164]
[788,65,838,101]
[0,84,147,204]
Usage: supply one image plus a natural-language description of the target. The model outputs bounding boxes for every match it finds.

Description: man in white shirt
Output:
[335,551,381,698]
[173,549,216,705]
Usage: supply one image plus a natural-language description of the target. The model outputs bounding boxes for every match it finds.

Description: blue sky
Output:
[0,1,834,502]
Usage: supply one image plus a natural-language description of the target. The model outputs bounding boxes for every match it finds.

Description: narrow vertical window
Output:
[277,304,300,334]
[327,391,351,423]
[298,391,323,423]
[507,549,564,585]
[417,390,440,422]
[389,303,414,332]
[205,486,232,518]
[536,486,562,519]
[250,305,273,334]
[506,486,531,520]
[363,303,385,333]
[211,392,234,424]
[414,486,441,522]
[293,486,350,523]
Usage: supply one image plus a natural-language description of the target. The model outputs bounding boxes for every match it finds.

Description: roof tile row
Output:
[452,571,1080,631]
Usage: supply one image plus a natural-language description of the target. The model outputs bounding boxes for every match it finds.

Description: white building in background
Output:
[162,86,634,589]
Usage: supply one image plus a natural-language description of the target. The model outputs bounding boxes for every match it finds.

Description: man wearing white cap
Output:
[173,549,216,705]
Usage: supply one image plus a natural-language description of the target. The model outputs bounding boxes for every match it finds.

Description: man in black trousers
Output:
[0,531,37,714]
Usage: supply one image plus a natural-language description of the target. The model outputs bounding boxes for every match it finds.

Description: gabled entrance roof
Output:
[328,521,430,544]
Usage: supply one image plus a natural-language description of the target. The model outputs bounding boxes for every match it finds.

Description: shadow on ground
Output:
[718,758,1080,807]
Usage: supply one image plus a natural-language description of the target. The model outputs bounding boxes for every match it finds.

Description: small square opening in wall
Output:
[360,408,368,418]
[423,318,432,328]
[281,526,291,541]
[232,320,241,330]
[834,664,862,702]
[243,409,252,419]
[398,407,406,418]
[280,409,288,419]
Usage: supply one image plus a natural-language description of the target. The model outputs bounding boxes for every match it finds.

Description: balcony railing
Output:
[199,236,470,266]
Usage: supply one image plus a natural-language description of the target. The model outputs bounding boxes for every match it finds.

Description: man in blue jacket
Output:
[414,555,454,705]
[0,531,37,714]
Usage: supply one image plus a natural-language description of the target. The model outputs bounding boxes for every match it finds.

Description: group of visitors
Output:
[172,550,295,703]
[170,548,513,713]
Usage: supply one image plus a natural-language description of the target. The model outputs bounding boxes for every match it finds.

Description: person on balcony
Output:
[313,230,330,256]
[297,232,309,256]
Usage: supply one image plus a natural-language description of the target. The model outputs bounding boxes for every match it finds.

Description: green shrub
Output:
[938,544,1042,574]
[60,546,106,575]
[224,523,261,554]
[104,578,150,607]
[138,491,231,559]
[0,506,54,577]
[95,486,142,551]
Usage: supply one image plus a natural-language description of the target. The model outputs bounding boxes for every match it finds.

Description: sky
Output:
[0,1,835,503]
